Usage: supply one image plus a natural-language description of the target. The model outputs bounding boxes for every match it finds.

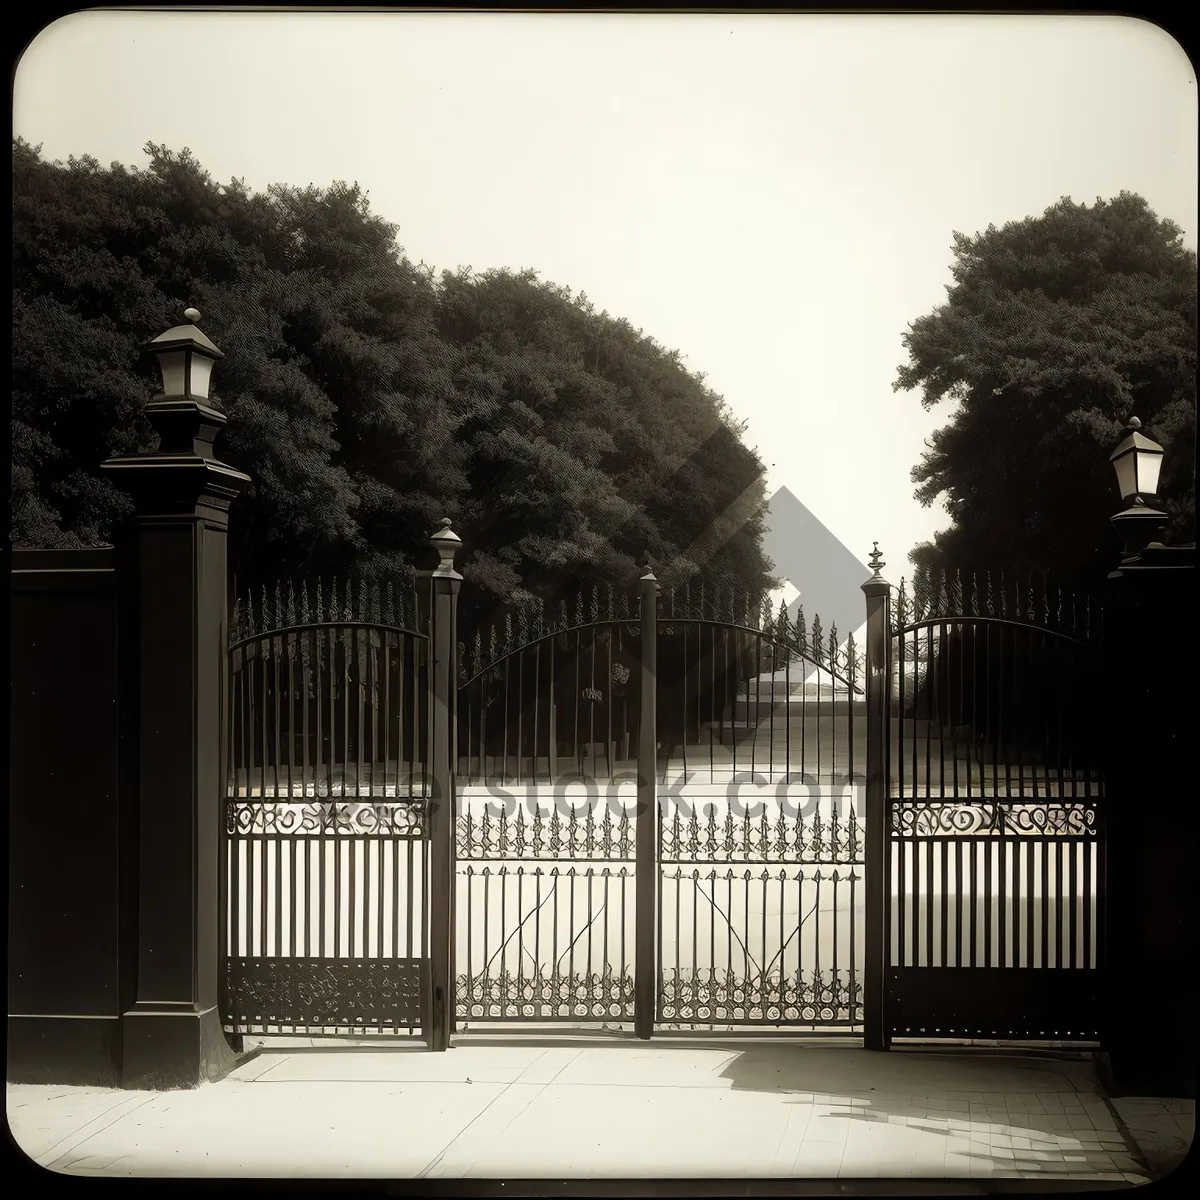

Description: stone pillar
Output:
[1102,541,1197,1098]
[102,309,250,1089]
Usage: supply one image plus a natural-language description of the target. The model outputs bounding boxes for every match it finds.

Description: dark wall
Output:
[8,547,139,1085]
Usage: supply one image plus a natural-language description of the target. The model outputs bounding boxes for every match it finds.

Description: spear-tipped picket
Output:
[828,623,838,674]
[285,581,297,630]
[776,597,790,643]
[907,567,920,621]
[795,604,808,657]
[230,595,244,642]
[588,586,599,623]
[811,613,824,667]
[472,628,483,678]
[969,572,980,618]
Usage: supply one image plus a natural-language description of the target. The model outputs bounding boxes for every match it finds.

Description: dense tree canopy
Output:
[12,139,772,618]
[895,192,1196,591]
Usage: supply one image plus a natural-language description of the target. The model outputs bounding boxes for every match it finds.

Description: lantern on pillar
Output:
[1109,417,1169,560]
[147,307,224,401]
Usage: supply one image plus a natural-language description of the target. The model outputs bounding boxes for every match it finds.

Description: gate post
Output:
[426,518,462,1052]
[861,545,892,1052]
[634,558,660,1039]
[100,309,251,1088]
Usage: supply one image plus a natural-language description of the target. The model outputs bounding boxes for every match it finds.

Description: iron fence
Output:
[879,567,1106,1042]
[222,578,431,1037]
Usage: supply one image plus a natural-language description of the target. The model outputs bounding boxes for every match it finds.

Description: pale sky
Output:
[13,11,1198,573]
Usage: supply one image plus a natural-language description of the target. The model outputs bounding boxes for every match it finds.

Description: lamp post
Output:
[102,308,250,1088]
[1108,417,1168,562]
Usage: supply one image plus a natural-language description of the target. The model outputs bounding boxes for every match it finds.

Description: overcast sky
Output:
[14,11,1198,576]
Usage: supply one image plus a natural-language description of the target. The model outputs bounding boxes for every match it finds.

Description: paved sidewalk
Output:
[1110,1096,1194,1179]
[7,1038,1164,1183]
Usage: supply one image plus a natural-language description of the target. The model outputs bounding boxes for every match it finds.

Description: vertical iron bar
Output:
[861,565,891,1049]
[1041,833,1050,969]
[710,625,717,783]
[926,623,935,803]
[1025,833,1035,971]
[924,823,933,969]
[950,623,960,800]
[502,656,510,785]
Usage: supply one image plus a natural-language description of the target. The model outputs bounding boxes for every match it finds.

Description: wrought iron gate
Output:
[655,593,864,1028]
[876,568,1106,1041]
[455,603,642,1022]
[453,576,866,1032]
[221,580,432,1038]
[220,545,1105,1049]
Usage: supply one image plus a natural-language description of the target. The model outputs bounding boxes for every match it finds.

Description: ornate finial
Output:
[868,542,885,578]
[430,516,462,578]
[1127,416,1142,430]
[183,307,201,323]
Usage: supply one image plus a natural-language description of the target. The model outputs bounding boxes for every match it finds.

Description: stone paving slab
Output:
[1110,1097,1194,1179]
[6,1041,1157,1184]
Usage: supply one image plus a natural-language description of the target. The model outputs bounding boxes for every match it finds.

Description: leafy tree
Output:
[12,138,772,612]
[895,192,1196,591]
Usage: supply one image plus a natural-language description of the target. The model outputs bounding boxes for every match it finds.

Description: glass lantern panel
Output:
[156,349,188,397]
[1113,451,1139,500]
[190,355,215,401]
[1137,449,1163,499]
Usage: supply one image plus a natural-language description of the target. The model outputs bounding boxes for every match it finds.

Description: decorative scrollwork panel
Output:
[889,801,1099,838]
[226,799,427,838]
[456,969,635,1022]
[658,969,860,1026]
[223,957,423,1032]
